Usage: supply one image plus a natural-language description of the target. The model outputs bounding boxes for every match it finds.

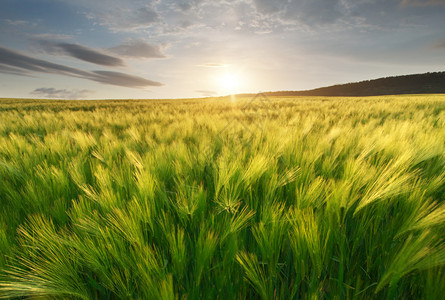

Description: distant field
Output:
[0,95,444,299]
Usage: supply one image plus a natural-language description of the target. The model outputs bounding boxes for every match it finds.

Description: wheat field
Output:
[0,95,444,299]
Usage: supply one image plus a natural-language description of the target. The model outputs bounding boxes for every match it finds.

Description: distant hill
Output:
[242,71,445,97]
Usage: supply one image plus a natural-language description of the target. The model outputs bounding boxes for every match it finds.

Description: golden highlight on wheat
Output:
[0,95,444,299]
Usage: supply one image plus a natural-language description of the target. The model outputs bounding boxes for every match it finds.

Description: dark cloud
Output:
[109,40,166,59]
[57,43,124,66]
[0,46,163,88]
[0,64,30,76]
[91,71,163,87]
[36,40,125,66]
[30,88,94,99]
[0,46,87,75]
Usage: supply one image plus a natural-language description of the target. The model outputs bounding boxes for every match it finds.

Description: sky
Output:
[0,0,444,99]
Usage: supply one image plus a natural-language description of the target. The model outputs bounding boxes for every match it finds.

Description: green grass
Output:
[0,95,444,299]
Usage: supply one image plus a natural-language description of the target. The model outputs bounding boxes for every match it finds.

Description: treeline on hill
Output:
[240,71,445,97]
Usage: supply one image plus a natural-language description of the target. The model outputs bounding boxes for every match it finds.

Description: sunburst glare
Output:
[218,70,242,94]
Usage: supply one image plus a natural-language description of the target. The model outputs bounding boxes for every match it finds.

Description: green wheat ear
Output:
[376,230,445,294]
[0,95,444,298]
[236,251,271,299]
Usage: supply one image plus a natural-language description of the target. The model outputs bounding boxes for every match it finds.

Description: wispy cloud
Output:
[91,71,163,87]
[196,90,217,97]
[4,19,33,27]
[251,0,349,28]
[36,40,125,66]
[0,46,163,88]
[401,0,445,6]
[108,39,166,59]
[1,0,445,99]
[32,33,74,40]
[85,2,160,31]
[0,64,30,76]
[30,87,94,99]
[54,0,426,37]
[432,38,445,48]
[199,63,227,68]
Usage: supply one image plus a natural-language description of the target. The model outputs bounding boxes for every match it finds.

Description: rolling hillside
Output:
[245,71,445,97]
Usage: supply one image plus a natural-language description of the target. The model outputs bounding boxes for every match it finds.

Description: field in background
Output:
[0,95,444,299]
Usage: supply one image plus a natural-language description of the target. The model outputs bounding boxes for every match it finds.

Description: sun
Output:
[219,71,241,92]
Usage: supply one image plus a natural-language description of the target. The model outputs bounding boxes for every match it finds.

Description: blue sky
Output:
[0,0,444,99]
